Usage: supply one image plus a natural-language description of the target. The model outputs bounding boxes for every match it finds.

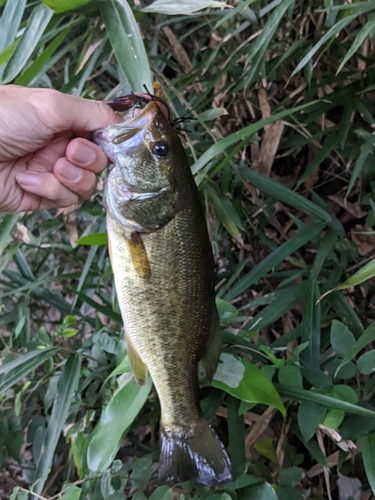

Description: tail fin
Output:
[158,418,233,488]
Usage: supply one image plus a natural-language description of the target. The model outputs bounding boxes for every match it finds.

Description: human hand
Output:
[0,85,122,213]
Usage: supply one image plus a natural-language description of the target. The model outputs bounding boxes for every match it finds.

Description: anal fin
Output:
[199,311,221,382]
[125,232,151,280]
[126,331,148,385]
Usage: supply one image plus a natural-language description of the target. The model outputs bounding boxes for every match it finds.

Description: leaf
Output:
[291,4,375,77]
[61,485,82,500]
[40,0,91,12]
[244,482,278,500]
[241,283,305,332]
[139,0,226,14]
[323,409,345,429]
[225,222,326,301]
[2,3,54,83]
[100,0,152,92]
[240,0,295,88]
[330,320,356,359]
[227,396,246,477]
[0,214,19,252]
[360,432,375,496]
[15,26,73,87]
[337,15,375,73]
[298,401,326,442]
[301,280,321,370]
[346,135,375,198]
[319,256,375,301]
[101,355,132,390]
[33,354,82,495]
[75,232,108,246]
[87,376,152,471]
[0,0,26,67]
[277,384,375,418]
[239,169,333,224]
[206,184,242,239]
[148,486,173,500]
[335,321,375,376]
[357,350,375,375]
[212,353,286,416]
[279,467,304,486]
[278,365,303,388]
[75,291,122,324]
[0,347,60,394]
[310,230,337,280]
[192,101,318,178]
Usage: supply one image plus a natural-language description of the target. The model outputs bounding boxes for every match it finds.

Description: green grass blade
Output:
[360,432,375,496]
[296,132,339,187]
[100,0,152,92]
[15,26,73,86]
[2,3,54,83]
[3,270,86,319]
[240,0,295,88]
[139,0,225,14]
[240,169,333,223]
[225,222,326,301]
[277,384,375,418]
[0,214,19,253]
[239,283,305,333]
[0,347,60,393]
[337,16,375,74]
[310,230,337,280]
[192,101,317,178]
[301,280,321,370]
[291,9,374,77]
[319,257,375,302]
[41,0,91,12]
[227,396,246,478]
[0,0,26,54]
[76,232,108,246]
[346,135,375,198]
[33,353,82,495]
[75,291,122,325]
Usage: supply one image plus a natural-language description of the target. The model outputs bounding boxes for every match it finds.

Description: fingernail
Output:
[71,142,96,166]
[60,163,82,181]
[16,172,39,186]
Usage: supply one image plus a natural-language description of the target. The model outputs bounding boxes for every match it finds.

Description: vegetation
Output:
[1,0,375,498]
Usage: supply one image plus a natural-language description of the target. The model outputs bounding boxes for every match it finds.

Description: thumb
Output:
[32,89,123,133]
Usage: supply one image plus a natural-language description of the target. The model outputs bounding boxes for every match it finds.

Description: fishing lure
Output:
[106,90,172,122]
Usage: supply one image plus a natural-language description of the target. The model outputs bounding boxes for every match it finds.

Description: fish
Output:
[93,95,233,488]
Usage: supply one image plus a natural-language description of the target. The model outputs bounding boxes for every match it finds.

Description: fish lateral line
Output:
[124,231,151,280]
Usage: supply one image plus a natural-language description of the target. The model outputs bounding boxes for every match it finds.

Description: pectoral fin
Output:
[125,232,151,280]
[126,332,148,385]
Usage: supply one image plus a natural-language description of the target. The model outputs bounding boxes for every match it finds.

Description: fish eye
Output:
[152,141,169,157]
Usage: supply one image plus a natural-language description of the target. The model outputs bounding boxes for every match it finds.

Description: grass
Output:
[1,0,375,498]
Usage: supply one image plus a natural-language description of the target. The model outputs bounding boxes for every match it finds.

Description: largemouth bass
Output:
[94,95,232,487]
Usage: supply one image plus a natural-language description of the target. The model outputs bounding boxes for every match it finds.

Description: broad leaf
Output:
[87,376,152,471]
[213,353,286,416]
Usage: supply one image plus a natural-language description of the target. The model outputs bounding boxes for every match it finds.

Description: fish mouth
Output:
[93,101,160,146]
